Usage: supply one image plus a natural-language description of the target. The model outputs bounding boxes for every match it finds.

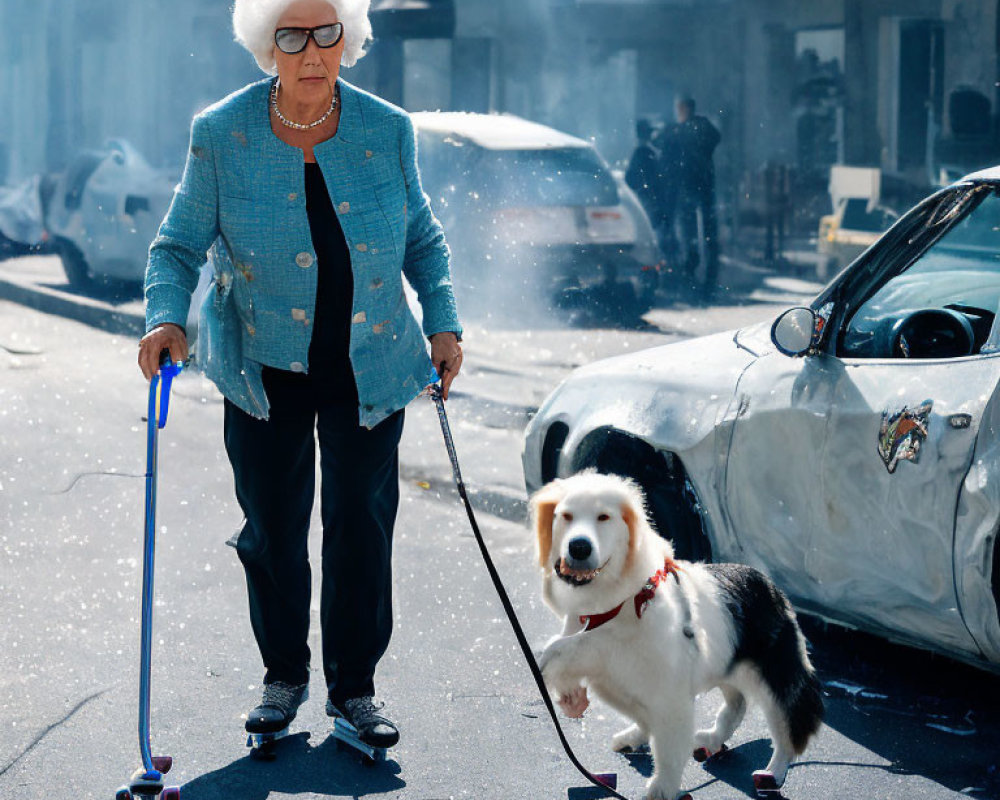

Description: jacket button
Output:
[365,150,373,158]
[338,201,350,213]
[296,252,314,268]
[290,361,305,372]
[288,192,298,201]
[356,242,368,252]
[291,308,306,321]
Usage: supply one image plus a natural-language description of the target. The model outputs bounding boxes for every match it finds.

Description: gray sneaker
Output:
[327,695,400,748]
[246,681,309,734]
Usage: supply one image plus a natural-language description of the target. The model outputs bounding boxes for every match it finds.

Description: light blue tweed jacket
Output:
[144,76,462,427]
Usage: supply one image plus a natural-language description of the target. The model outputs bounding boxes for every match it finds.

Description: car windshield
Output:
[417,133,619,209]
[841,187,1000,357]
[473,147,620,208]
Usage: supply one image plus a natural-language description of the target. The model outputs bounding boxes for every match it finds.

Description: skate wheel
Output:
[161,788,181,800]
[152,756,173,774]
[593,773,617,790]
[752,770,780,796]
[128,768,164,796]
[249,746,277,762]
[115,787,132,800]
[694,742,728,763]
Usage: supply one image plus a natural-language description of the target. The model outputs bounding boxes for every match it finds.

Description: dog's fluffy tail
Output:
[708,563,824,753]
[785,659,824,753]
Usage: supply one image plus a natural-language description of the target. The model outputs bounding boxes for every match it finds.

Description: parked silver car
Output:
[44,140,175,287]
[523,167,1000,672]
[411,111,663,314]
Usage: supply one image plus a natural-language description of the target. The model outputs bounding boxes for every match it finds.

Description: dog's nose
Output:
[568,537,592,561]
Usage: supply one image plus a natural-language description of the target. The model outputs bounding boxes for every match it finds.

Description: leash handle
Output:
[428,385,629,800]
[429,384,465,488]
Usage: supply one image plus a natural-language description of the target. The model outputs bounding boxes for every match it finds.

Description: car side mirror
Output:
[771,307,817,356]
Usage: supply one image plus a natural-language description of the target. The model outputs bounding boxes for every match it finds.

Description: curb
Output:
[0,269,145,338]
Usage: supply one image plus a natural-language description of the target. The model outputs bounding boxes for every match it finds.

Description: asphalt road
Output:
[0,262,998,800]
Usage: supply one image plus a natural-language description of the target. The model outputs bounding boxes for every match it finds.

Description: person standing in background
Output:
[669,95,720,301]
[625,118,662,226]
[627,117,679,271]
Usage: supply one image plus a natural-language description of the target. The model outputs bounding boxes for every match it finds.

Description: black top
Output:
[262,161,358,407]
[659,115,721,198]
[625,142,664,222]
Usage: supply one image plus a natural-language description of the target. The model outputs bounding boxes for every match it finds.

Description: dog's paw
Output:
[611,724,648,753]
[643,776,686,800]
[693,742,728,762]
[558,686,589,718]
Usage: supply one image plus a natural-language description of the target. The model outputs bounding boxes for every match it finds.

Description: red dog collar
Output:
[579,558,682,632]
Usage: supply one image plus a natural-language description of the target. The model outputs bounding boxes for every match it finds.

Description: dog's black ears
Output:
[530,480,565,570]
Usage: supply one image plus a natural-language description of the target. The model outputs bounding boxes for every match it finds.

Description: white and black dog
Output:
[531,472,823,800]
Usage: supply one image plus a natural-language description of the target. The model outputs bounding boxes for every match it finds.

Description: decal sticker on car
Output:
[878,401,932,473]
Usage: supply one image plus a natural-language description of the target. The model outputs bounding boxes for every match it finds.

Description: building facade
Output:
[2,0,999,217]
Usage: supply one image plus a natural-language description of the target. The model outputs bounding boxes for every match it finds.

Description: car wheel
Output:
[637,268,659,311]
[54,237,92,288]
[572,427,712,562]
[0,230,33,262]
[601,280,639,316]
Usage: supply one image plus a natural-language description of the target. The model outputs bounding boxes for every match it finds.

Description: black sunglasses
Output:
[274,23,344,55]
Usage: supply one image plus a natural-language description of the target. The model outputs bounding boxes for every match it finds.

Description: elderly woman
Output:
[137,0,462,750]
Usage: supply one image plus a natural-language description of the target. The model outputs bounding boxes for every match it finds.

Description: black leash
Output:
[428,385,629,800]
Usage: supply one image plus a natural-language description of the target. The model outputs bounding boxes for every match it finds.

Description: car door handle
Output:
[948,413,972,429]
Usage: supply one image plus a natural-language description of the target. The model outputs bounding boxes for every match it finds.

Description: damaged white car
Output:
[523,168,1000,672]
[44,139,175,287]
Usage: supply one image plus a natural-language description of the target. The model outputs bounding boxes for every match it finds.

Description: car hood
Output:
[530,327,765,459]
[732,320,777,356]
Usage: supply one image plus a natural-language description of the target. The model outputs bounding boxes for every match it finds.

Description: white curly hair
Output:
[232,0,372,74]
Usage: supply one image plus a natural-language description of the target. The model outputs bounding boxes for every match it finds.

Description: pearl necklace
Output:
[270,80,338,130]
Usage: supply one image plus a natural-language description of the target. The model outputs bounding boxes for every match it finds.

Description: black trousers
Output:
[677,190,719,295]
[223,372,404,704]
